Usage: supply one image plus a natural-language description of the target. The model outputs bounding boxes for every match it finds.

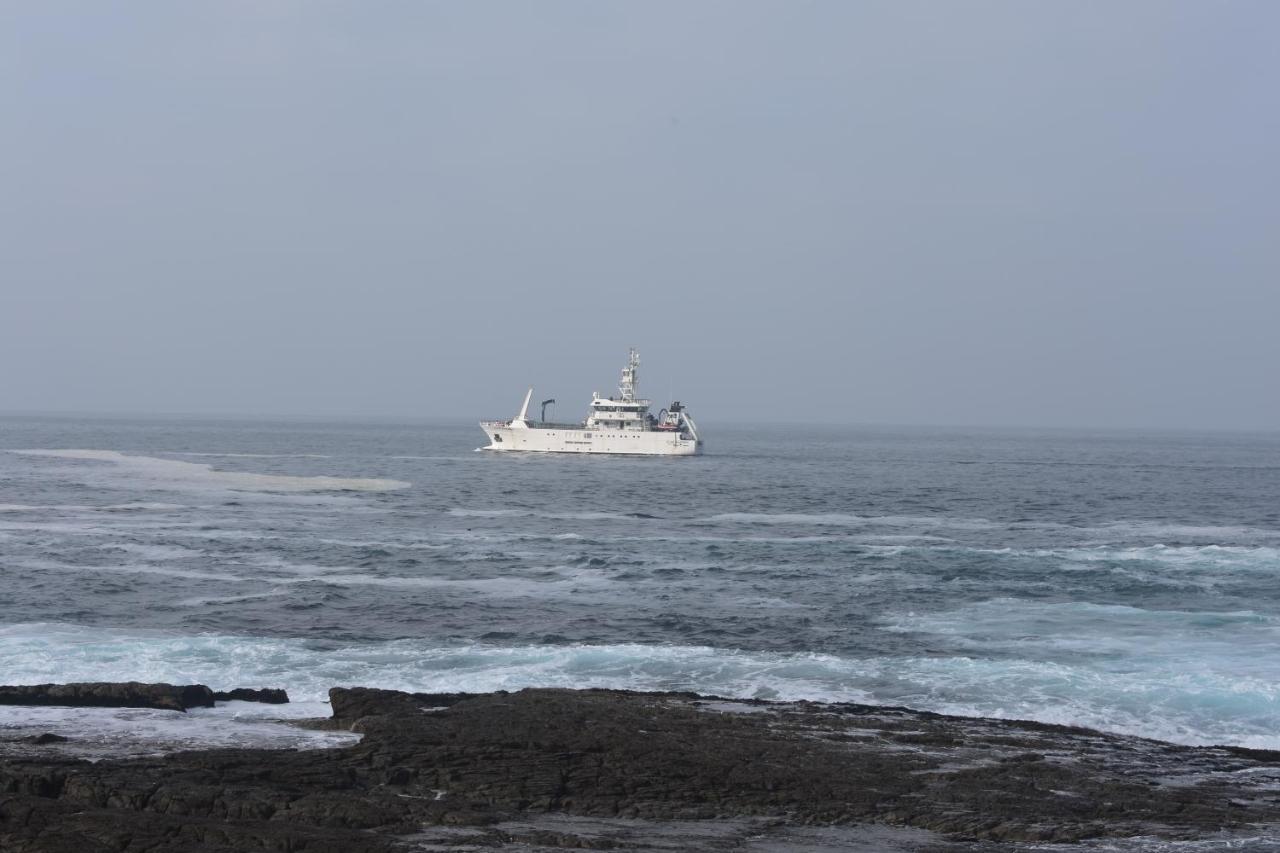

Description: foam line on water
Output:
[1071,544,1280,569]
[20,560,245,583]
[175,591,289,607]
[14,557,615,597]
[1088,520,1278,538]
[11,449,409,493]
[97,543,206,561]
[0,503,185,513]
[0,519,202,535]
[703,512,997,530]
[937,544,1280,574]
[448,508,644,521]
[274,571,614,595]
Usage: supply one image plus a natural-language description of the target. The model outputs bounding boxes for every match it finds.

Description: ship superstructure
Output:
[480,350,701,455]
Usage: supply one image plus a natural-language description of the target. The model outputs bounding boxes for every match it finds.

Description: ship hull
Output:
[479,424,700,456]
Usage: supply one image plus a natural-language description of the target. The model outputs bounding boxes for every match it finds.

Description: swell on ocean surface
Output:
[3,421,1280,755]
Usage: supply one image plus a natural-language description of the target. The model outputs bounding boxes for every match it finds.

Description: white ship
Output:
[480,350,702,456]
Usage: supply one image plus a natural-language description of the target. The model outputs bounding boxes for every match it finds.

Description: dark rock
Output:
[327,686,473,723]
[210,688,289,704]
[22,734,69,745]
[0,682,214,712]
[3,686,1280,851]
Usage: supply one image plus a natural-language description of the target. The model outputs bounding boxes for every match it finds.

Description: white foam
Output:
[0,519,201,535]
[12,449,410,493]
[1102,544,1280,568]
[0,702,356,758]
[0,502,185,513]
[704,512,995,530]
[242,555,362,576]
[16,552,614,598]
[229,555,615,595]
[880,598,1280,741]
[957,544,1280,575]
[278,570,614,596]
[1089,520,1275,538]
[98,543,206,561]
[4,623,1277,748]
[448,508,637,521]
[316,537,449,550]
[20,559,244,583]
[884,597,1278,642]
[175,591,289,607]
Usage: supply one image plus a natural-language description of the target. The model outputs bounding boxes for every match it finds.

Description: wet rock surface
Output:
[3,685,1280,851]
[210,687,290,704]
[0,682,216,712]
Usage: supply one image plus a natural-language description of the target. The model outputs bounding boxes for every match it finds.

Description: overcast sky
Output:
[2,2,1276,428]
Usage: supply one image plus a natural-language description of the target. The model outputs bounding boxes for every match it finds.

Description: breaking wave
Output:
[3,623,1278,749]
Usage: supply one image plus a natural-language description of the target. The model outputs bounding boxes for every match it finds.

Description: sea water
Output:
[1,416,1278,751]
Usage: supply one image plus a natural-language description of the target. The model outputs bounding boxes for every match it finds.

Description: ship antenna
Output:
[619,348,639,402]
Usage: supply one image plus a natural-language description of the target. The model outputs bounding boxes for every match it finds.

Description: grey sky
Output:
[3,2,1277,428]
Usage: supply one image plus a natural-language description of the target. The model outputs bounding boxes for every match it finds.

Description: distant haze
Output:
[3,2,1277,429]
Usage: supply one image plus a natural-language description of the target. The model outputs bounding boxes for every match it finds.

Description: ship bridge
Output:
[587,394,652,431]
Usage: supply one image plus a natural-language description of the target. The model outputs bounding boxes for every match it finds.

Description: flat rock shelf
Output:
[3,684,1280,851]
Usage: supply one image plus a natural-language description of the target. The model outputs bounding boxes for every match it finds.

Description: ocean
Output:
[2,416,1278,754]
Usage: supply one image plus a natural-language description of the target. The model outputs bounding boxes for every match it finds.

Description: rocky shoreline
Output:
[0,682,288,712]
[2,683,1280,851]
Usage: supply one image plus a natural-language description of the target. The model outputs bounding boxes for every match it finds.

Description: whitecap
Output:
[19,558,243,583]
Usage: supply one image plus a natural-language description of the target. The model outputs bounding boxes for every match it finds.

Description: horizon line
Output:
[0,408,1275,436]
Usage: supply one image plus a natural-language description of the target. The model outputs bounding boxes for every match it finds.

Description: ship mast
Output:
[619,348,639,402]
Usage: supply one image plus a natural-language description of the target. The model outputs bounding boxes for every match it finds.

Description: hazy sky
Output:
[3,2,1277,428]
